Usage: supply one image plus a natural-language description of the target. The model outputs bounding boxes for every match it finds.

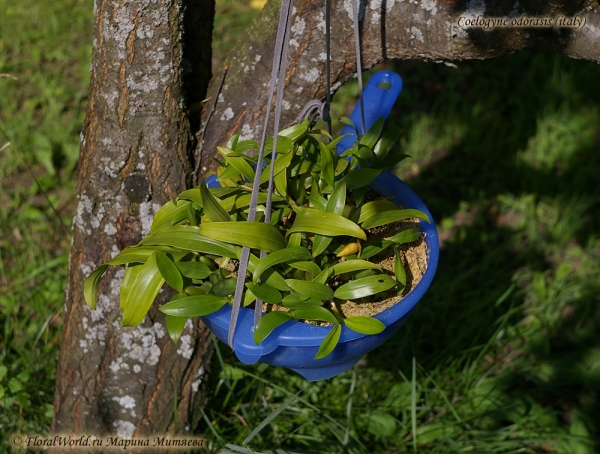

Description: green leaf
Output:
[200,178,233,222]
[319,143,335,188]
[246,282,282,304]
[166,315,188,342]
[122,252,166,326]
[292,306,338,325]
[176,187,203,206]
[260,148,295,184]
[355,200,399,224]
[340,168,382,189]
[218,147,256,182]
[373,127,402,161]
[120,264,143,310]
[394,246,406,290]
[334,274,397,300]
[359,117,384,149]
[360,228,421,260]
[246,252,290,291]
[175,261,212,280]
[330,259,380,276]
[199,222,287,252]
[252,246,311,282]
[274,166,288,197]
[314,324,341,359]
[343,316,385,335]
[278,121,309,141]
[308,194,327,211]
[150,200,181,233]
[210,278,237,296]
[284,279,333,301]
[281,293,322,309]
[312,182,347,256]
[288,260,322,277]
[357,411,398,437]
[254,311,293,345]
[234,139,259,153]
[288,208,366,240]
[361,209,430,229]
[159,294,227,317]
[0,365,8,382]
[140,225,238,257]
[155,251,184,291]
[313,267,334,284]
[217,163,242,182]
[220,192,284,213]
[83,265,109,309]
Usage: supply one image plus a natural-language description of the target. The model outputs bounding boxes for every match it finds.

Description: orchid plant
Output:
[84,118,430,358]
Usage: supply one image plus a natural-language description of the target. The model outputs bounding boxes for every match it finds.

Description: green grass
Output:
[0,0,92,448]
[2,0,600,453]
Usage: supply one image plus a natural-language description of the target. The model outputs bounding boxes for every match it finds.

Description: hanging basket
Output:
[202,171,439,381]
[202,71,439,381]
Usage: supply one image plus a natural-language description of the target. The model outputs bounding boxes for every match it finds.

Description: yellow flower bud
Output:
[336,242,360,257]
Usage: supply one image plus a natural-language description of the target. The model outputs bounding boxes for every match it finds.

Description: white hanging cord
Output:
[351,0,366,134]
[228,0,295,347]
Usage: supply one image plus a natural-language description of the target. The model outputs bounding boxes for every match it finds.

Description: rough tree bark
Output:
[55,0,599,442]
[52,0,214,441]
[198,0,600,163]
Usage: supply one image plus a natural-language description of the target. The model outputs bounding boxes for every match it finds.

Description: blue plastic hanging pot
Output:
[201,71,439,381]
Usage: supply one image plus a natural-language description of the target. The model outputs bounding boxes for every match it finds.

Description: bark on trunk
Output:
[198,0,600,162]
[52,0,214,442]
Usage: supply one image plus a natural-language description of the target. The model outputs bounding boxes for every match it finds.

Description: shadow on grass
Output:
[365,50,600,448]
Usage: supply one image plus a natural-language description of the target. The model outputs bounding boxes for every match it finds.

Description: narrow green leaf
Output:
[274,166,288,197]
[287,232,303,248]
[356,200,399,224]
[176,187,203,206]
[334,274,397,300]
[292,306,338,325]
[120,264,143,310]
[278,121,309,141]
[254,311,293,345]
[83,264,109,309]
[260,148,295,184]
[234,139,259,153]
[252,246,311,282]
[312,182,347,256]
[159,294,227,317]
[210,278,237,296]
[359,117,384,149]
[281,293,322,309]
[340,168,382,190]
[140,225,238,257]
[122,253,166,326]
[199,222,286,252]
[373,127,402,161]
[166,315,188,342]
[308,194,327,211]
[319,143,335,188]
[246,282,282,305]
[314,324,341,359]
[361,209,430,229]
[284,279,333,301]
[217,163,242,182]
[150,200,180,233]
[394,246,407,290]
[219,192,283,213]
[330,259,380,276]
[360,228,421,260]
[288,208,366,240]
[155,251,184,291]
[313,267,333,284]
[288,260,322,277]
[245,252,290,291]
[175,261,212,280]
[218,147,256,182]
[343,316,385,335]
[200,178,233,222]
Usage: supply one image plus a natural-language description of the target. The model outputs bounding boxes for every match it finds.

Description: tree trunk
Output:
[198,0,600,160]
[52,0,214,442]
[55,0,600,442]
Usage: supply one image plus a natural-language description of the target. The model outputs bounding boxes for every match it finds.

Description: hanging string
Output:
[324,0,332,135]
[228,0,295,348]
[351,0,366,135]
